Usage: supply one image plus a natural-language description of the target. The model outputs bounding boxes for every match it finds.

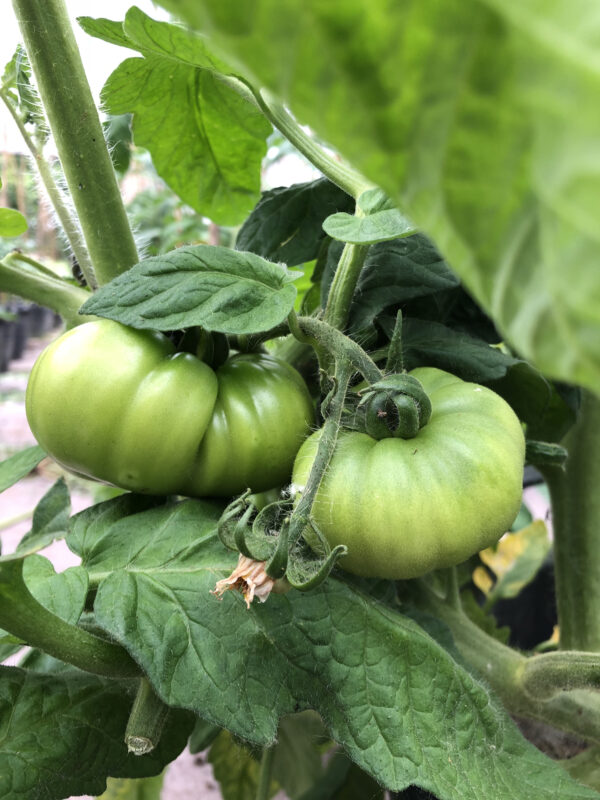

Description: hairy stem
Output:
[323,241,368,331]
[256,89,373,200]
[125,678,170,755]
[0,556,140,677]
[0,87,94,284]
[520,651,600,699]
[256,745,275,800]
[295,316,382,384]
[543,391,600,651]
[0,253,94,327]
[422,588,600,746]
[287,360,353,550]
[12,0,139,286]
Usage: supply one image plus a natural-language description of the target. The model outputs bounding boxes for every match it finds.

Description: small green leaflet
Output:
[0,208,27,238]
[322,206,415,244]
[0,446,45,494]
[16,478,71,554]
[80,245,300,335]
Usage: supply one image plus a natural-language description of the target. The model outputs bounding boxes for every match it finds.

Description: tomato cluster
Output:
[26,319,315,497]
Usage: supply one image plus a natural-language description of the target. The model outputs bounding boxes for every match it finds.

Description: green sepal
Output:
[358,373,432,440]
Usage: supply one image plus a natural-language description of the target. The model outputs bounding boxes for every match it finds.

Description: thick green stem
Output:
[256,745,275,800]
[422,588,600,746]
[521,651,600,699]
[125,678,170,755]
[543,391,600,651]
[256,89,373,200]
[0,87,94,284]
[12,0,138,286]
[323,241,368,331]
[0,556,140,677]
[0,253,93,327]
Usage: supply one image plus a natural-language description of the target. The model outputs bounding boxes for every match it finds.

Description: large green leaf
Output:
[80,245,300,334]
[0,667,191,799]
[80,8,270,226]
[67,497,598,798]
[160,0,600,392]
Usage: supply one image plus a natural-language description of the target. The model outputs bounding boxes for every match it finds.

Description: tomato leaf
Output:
[323,236,459,333]
[0,666,192,800]
[322,208,415,244]
[236,178,354,266]
[80,9,269,226]
[68,497,599,799]
[161,0,600,393]
[80,246,300,335]
[0,445,46,494]
[0,208,27,238]
[16,478,70,554]
[209,731,279,800]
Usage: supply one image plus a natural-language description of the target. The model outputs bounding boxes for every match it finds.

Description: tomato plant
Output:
[0,2,599,800]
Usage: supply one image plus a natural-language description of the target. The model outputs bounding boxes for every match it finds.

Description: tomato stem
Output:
[0,556,140,678]
[125,678,170,756]
[542,390,600,651]
[0,253,94,327]
[420,584,600,746]
[255,89,373,201]
[0,86,95,285]
[287,360,352,551]
[295,316,382,383]
[256,744,275,800]
[323,241,368,331]
[12,0,139,286]
[520,650,600,700]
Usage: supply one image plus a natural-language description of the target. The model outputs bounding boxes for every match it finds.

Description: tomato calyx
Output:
[215,490,348,604]
[357,373,432,440]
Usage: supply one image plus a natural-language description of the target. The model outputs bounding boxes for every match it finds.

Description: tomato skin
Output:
[26,320,314,497]
[292,367,525,579]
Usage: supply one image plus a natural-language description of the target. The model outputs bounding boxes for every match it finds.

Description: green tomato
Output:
[292,367,525,579]
[26,319,314,497]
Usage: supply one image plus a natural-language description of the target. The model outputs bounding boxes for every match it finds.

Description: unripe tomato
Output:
[26,320,314,497]
[292,367,525,579]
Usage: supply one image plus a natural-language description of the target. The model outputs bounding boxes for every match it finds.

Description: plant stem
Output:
[287,360,353,550]
[421,587,600,746]
[323,241,368,331]
[0,555,140,677]
[125,678,170,755]
[12,0,139,286]
[256,89,373,200]
[542,390,600,651]
[256,745,275,800]
[520,650,600,699]
[0,253,93,327]
[295,316,382,383]
[0,87,94,285]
